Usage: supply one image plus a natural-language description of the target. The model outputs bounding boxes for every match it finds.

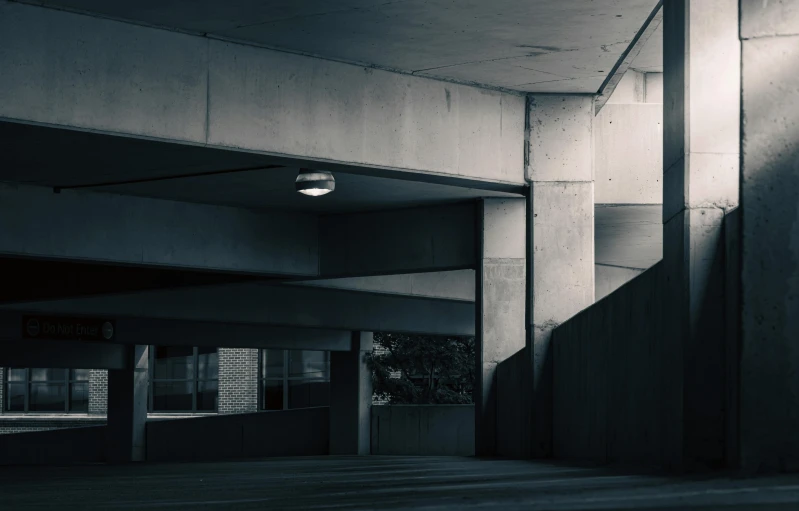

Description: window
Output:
[149,346,218,413]
[260,350,330,411]
[4,368,89,413]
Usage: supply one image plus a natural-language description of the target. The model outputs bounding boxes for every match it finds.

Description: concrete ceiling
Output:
[1,121,517,214]
[24,0,662,93]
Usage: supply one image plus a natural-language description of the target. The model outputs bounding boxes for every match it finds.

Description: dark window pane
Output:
[262,380,283,411]
[29,383,66,411]
[7,383,25,411]
[153,346,194,380]
[262,349,284,378]
[197,380,218,412]
[152,381,193,412]
[7,369,26,382]
[289,380,330,409]
[71,369,91,381]
[197,348,218,381]
[30,368,66,381]
[289,351,329,378]
[70,383,89,412]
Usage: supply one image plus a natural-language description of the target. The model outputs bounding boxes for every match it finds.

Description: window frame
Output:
[3,368,89,414]
[258,349,330,411]
[148,346,219,414]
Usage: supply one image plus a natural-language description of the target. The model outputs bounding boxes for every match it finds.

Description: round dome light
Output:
[295,169,335,197]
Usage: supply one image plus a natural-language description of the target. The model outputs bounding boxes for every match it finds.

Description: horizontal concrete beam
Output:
[0,283,474,336]
[287,270,476,302]
[115,319,353,351]
[319,203,477,277]
[0,1,525,188]
[0,183,318,276]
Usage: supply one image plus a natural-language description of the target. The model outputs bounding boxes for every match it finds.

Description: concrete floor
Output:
[1,456,798,510]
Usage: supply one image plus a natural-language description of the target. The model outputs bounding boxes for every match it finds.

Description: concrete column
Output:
[475,198,526,457]
[739,0,799,473]
[527,95,595,458]
[329,332,372,455]
[105,345,148,463]
[662,0,740,469]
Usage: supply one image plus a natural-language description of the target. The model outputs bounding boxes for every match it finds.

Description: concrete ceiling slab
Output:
[1,121,518,214]
[25,0,662,93]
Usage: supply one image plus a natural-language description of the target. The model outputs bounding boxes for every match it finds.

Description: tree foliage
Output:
[368,332,474,404]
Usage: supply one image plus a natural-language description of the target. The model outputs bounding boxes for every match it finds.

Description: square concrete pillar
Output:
[662,0,740,470]
[475,198,526,457]
[329,332,372,455]
[739,0,799,473]
[527,95,595,458]
[106,345,148,463]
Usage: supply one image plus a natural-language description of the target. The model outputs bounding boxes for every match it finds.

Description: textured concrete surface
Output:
[0,183,319,277]
[371,405,474,456]
[476,199,526,456]
[0,1,526,186]
[1,456,799,510]
[0,283,475,336]
[662,0,740,469]
[552,264,665,465]
[319,203,476,277]
[528,96,594,183]
[594,104,662,204]
[740,6,799,472]
[17,0,661,93]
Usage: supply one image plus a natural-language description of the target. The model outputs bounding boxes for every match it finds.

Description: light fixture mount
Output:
[295,168,335,197]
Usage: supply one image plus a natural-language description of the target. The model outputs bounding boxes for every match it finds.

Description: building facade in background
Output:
[0,347,335,434]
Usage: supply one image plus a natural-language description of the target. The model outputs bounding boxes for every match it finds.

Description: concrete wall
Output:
[551,263,667,465]
[371,405,474,456]
[0,425,106,465]
[0,1,525,187]
[146,408,329,462]
[739,0,799,472]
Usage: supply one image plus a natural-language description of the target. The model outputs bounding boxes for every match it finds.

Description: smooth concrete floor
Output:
[1,456,799,510]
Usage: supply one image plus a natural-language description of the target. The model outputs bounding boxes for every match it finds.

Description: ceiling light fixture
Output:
[295,168,335,197]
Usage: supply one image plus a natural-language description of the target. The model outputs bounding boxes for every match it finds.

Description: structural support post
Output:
[106,345,149,463]
[662,0,740,470]
[329,332,373,455]
[739,0,799,473]
[527,95,595,458]
[475,198,526,457]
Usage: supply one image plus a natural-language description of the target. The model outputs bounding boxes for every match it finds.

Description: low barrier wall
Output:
[371,405,474,456]
[552,262,666,465]
[146,407,329,462]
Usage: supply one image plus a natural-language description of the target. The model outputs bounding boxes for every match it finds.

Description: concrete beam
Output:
[0,283,474,336]
[287,270,475,302]
[0,1,525,188]
[319,203,476,277]
[0,183,318,277]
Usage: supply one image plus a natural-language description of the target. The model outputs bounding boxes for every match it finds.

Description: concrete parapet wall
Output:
[146,408,329,462]
[551,263,666,465]
[370,405,474,456]
[0,424,106,465]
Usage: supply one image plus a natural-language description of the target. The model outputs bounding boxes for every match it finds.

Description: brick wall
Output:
[89,369,108,415]
[218,348,259,414]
